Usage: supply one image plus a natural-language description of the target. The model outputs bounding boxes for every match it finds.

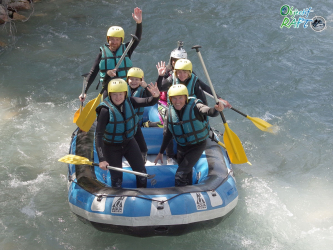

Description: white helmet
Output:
[169,41,187,65]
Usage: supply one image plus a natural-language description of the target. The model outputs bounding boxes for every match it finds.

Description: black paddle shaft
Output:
[231,107,247,117]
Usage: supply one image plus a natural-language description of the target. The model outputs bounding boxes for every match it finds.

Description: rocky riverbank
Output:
[0,0,41,47]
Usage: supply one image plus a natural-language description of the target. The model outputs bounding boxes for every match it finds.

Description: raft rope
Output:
[67,171,231,204]
[68,128,232,204]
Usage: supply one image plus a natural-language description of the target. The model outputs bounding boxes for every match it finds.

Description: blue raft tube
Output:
[67,104,238,237]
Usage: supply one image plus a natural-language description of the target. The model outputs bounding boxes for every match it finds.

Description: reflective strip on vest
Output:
[98,97,138,144]
[167,99,210,146]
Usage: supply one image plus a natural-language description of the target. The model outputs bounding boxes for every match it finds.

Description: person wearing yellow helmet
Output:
[79,7,142,102]
[154,84,224,186]
[126,67,152,162]
[156,53,231,165]
[95,78,160,188]
[156,56,231,108]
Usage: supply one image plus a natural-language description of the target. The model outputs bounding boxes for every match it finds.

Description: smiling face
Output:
[170,95,187,110]
[176,70,191,82]
[110,92,126,105]
[108,37,122,52]
[127,76,141,89]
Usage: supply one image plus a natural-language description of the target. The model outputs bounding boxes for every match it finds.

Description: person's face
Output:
[128,77,141,89]
[108,37,122,51]
[110,92,126,105]
[170,95,186,110]
[176,70,191,82]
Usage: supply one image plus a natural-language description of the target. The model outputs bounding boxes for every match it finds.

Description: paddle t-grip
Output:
[130,34,139,41]
[191,45,202,52]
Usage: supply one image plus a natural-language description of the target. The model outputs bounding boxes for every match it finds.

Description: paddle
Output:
[203,90,275,133]
[58,154,156,179]
[192,45,248,164]
[208,130,252,165]
[76,34,139,132]
[73,73,88,123]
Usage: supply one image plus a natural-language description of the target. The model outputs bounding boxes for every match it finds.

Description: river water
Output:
[1,0,333,249]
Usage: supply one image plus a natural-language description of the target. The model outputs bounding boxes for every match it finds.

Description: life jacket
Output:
[167,98,210,146]
[98,97,138,144]
[129,86,145,122]
[173,73,198,98]
[168,73,198,105]
[99,44,133,85]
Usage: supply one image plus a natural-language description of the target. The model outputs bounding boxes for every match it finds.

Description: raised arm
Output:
[130,82,160,108]
[127,7,142,58]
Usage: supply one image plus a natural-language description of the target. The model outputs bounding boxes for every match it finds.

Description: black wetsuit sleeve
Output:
[157,74,172,92]
[159,122,173,154]
[126,23,142,59]
[130,96,159,109]
[95,107,109,162]
[144,87,152,97]
[194,80,208,105]
[196,78,222,100]
[85,52,102,93]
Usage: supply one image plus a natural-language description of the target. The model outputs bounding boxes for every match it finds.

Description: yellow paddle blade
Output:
[75,94,101,132]
[72,106,83,123]
[58,154,93,165]
[73,109,80,123]
[246,116,276,133]
[223,123,248,164]
[216,140,251,165]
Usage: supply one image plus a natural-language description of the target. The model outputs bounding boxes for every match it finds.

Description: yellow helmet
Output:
[168,84,189,103]
[107,78,128,97]
[106,26,124,42]
[127,67,144,80]
[174,59,192,74]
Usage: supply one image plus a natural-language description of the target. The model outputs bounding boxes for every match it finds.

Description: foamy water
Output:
[1,0,333,249]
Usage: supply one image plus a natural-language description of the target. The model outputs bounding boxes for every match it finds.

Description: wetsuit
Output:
[84,23,142,95]
[156,70,222,105]
[157,69,220,159]
[159,99,219,186]
[95,94,158,188]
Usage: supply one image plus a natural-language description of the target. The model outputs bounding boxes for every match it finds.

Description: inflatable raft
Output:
[66,104,238,237]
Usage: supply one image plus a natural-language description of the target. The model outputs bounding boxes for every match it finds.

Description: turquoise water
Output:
[1,0,333,249]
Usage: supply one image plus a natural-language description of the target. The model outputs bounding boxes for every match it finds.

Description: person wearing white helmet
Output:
[154,84,224,186]
[168,41,188,72]
[152,41,188,165]
[79,7,143,102]
[95,78,160,188]
[156,57,231,107]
